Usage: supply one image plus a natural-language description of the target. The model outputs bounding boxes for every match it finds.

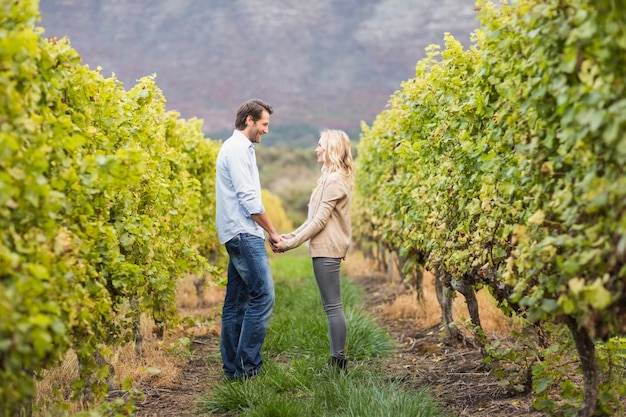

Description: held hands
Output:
[268,233,288,253]
[268,232,283,253]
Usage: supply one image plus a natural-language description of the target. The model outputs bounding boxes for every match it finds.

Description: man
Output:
[215,99,280,379]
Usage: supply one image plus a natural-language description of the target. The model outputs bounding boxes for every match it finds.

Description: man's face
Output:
[245,111,270,143]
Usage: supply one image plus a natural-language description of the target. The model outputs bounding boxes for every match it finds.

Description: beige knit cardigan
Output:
[281,172,352,258]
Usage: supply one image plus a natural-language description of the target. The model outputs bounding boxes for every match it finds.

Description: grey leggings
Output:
[312,257,347,359]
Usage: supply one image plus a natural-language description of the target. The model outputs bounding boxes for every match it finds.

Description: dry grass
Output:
[343,250,513,339]
[175,272,225,310]
[34,351,83,412]
[33,274,226,415]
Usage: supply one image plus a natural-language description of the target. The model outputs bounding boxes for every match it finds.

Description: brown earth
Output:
[132,334,222,417]
[134,259,545,417]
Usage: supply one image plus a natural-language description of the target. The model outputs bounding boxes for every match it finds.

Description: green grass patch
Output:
[200,252,449,416]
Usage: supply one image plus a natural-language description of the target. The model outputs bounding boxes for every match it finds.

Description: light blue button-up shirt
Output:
[215,130,266,244]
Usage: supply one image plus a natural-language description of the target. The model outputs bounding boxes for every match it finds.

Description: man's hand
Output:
[268,232,283,253]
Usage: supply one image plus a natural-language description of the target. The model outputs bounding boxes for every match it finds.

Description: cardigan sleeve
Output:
[282,219,308,239]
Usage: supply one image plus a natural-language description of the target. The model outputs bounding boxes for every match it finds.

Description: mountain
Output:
[37,0,479,144]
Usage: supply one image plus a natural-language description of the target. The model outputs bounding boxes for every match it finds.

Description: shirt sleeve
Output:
[229,146,265,216]
[282,177,345,250]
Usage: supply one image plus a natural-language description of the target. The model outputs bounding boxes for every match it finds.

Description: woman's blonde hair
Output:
[318,129,354,190]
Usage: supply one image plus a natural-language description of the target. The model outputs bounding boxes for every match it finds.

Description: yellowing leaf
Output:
[540,161,554,176]
[586,278,612,310]
[511,224,528,244]
[27,263,50,280]
[568,277,585,295]
[29,314,52,326]
[527,210,545,225]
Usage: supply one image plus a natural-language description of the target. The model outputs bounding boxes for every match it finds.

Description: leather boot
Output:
[330,356,347,371]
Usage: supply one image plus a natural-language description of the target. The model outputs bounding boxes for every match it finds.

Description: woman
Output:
[272,129,354,370]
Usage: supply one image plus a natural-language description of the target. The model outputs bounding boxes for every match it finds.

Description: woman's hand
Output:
[270,236,285,253]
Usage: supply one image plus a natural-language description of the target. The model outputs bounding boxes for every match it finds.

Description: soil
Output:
[133,336,222,417]
[134,269,545,417]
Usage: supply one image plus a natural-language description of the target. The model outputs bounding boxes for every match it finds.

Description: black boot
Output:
[330,356,347,371]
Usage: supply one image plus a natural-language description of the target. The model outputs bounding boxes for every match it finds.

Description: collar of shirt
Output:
[232,129,254,150]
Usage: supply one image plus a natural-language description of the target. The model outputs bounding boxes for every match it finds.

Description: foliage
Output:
[353,0,626,415]
[0,1,221,414]
[262,189,294,235]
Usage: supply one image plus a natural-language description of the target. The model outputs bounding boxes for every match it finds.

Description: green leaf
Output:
[535,376,552,394]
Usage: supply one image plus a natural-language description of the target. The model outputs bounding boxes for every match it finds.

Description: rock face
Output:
[38,0,479,136]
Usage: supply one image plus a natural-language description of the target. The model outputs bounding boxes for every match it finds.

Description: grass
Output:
[200,248,451,417]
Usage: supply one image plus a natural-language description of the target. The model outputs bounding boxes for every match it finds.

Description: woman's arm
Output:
[282,220,308,239]
[280,177,346,251]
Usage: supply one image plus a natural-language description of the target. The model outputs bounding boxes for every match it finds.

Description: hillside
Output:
[37,0,479,143]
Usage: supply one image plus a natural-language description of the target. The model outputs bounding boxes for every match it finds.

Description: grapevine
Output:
[354,0,626,415]
[0,1,222,414]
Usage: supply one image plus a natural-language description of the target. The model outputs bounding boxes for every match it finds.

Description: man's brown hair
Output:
[235,99,273,130]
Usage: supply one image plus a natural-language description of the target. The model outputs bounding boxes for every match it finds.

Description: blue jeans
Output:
[221,233,275,378]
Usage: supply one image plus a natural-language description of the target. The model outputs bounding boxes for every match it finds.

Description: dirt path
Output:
[134,335,222,417]
[135,268,543,417]
[355,273,544,417]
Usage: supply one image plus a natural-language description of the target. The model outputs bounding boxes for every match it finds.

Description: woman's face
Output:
[315,140,325,164]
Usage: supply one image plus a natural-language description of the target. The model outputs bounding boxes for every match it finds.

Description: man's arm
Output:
[251,212,280,244]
